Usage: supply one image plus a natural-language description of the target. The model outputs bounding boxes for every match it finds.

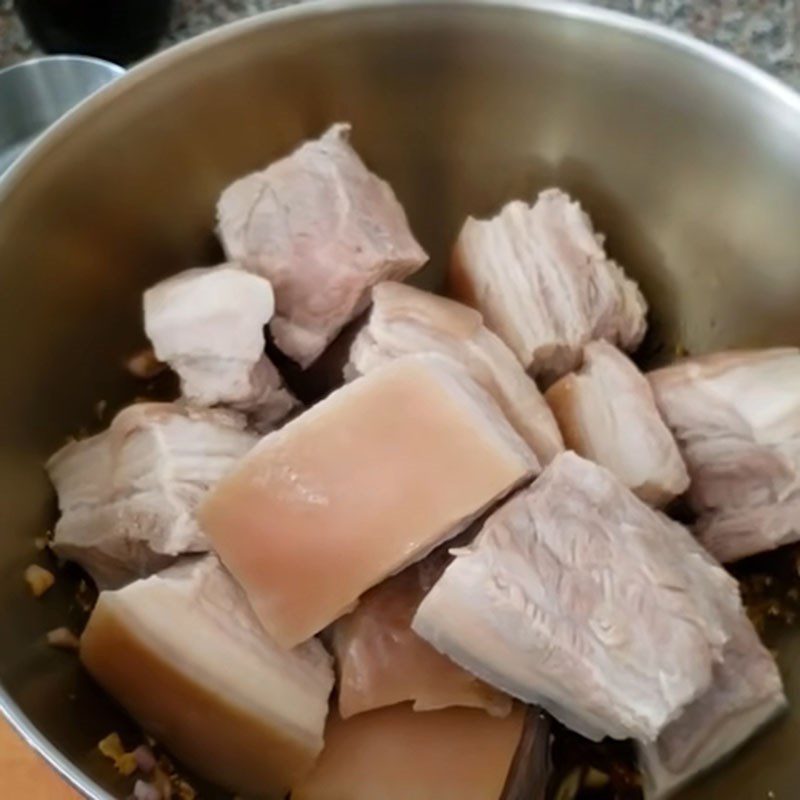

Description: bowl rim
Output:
[0,54,126,83]
[2,1,800,797]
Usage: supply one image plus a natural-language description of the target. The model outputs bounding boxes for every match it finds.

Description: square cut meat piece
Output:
[144,264,299,430]
[80,556,334,799]
[346,281,564,465]
[292,703,527,800]
[200,354,538,648]
[413,452,742,742]
[47,403,258,589]
[217,124,428,367]
[450,188,647,382]
[546,341,688,506]
[331,552,512,719]
[649,348,800,562]
[638,614,786,799]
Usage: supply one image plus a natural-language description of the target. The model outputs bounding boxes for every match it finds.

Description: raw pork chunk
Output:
[346,281,564,465]
[449,188,647,381]
[47,403,257,588]
[332,553,512,719]
[546,341,688,505]
[649,349,800,562]
[413,452,741,742]
[292,704,526,800]
[81,557,334,799]
[217,124,428,367]
[638,614,785,799]
[144,264,298,429]
[200,354,538,648]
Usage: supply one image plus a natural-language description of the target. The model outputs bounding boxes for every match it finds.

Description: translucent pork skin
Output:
[80,557,334,799]
[332,554,512,719]
[292,703,527,800]
[200,354,538,648]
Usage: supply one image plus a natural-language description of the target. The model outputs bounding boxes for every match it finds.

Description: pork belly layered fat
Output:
[413,452,742,742]
[81,556,334,799]
[649,348,800,562]
[450,188,647,381]
[47,403,257,588]
[546,341,689,505]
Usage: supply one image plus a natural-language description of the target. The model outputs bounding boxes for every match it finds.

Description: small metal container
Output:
[0,55,124,178]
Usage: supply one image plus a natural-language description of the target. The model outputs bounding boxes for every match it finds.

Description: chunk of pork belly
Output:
[649,348,800,562]
[292,704,527,800]
[346,281,563,464]
[144,265,298,429]
[450,188,646,381]
[413,452,741,742]
[47,403,257,588]
[80,556,334,798]
[546,341,688,505]
[200,354,538,648]
[331,552,512,719]
[217,124,428,367]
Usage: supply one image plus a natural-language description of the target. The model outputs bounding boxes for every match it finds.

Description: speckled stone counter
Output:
[1,0,799,88]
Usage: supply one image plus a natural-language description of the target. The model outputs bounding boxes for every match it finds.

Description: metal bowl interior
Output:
[1,1,800,797]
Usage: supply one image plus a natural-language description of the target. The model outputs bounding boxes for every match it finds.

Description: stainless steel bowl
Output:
[0,55,124,179]
[1,2,799,798]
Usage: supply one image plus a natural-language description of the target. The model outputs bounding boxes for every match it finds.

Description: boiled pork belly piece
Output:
[649,348,800,562]
[81,556,334,799]
[331,553,512,719]
[292,703,527,800]
[47,403,257,588]
[638,614,786,799]
[217,124,428,367]
[200,354,538,648]
[413,452,741,743]
[449,188,647,381]
[545,341,688,505]
[346,281,564,465]
[144,265,298,429]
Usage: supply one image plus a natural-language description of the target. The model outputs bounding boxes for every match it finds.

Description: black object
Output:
[14,0,174,65]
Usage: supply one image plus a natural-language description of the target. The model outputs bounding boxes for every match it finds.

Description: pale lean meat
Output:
[638,614,786,799]
[144,265,298,430]
[292,703,526,800]
[331,552,512,719]
[217,124,428,367]
[200,354,538,648]
[545,341,688,505]
[413,452,741,742]
[649,349,800,562]
[47,403,257,588]
[449,188,647,381]
[80,556,334,799]
[346,281,564,464]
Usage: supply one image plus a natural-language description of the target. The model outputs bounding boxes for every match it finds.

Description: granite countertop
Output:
[0,0,799,88]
